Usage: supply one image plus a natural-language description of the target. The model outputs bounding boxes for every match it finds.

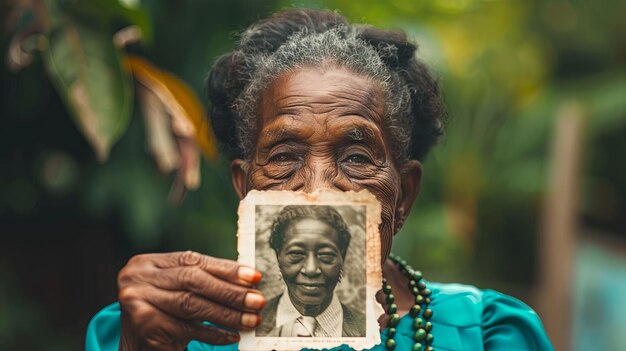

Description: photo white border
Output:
[237,190,383,351]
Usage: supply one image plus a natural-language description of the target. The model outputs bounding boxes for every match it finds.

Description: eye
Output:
[344,153,372,164]
[269,152,300,163]
[318,251,338,264]
[285,249,305,262]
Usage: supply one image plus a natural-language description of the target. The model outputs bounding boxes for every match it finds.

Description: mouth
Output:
[296,283,325,294]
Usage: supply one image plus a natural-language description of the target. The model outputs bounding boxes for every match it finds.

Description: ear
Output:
[230,159,249,200]
[395,160,422,232]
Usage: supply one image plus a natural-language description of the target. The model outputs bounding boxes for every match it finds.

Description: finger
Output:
[140,264,265,311]
[137,284,261,330]
[133,300,240,349]
[122,299,186,351]
[189,322,241,346]
[150,251,262,286]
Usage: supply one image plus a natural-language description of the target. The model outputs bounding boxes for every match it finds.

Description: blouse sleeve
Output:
[481,290,555,351]
[85,303,122,351]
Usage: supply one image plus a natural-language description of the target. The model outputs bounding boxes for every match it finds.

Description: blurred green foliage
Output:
[1,0,625,350]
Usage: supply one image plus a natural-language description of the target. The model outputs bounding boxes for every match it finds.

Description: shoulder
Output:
[341,303,365,337]
[256,294,281,336]
[425,282,554,351]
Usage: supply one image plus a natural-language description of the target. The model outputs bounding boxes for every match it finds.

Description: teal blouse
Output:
[85,282,554,351]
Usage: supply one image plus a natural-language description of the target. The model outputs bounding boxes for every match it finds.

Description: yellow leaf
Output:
[123,54,218,160]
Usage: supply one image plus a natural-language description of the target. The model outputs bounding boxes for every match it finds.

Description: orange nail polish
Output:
[251,271,262,285]
[238,266,261,284]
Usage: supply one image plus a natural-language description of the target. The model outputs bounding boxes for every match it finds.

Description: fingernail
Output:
[244,292,266,310]
[238,266,261,284]
[241,313,260,328]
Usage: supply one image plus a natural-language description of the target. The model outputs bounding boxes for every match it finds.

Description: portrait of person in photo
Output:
[256,205,366,337]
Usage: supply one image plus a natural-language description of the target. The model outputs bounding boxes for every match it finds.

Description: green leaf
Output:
[42,20,133,161]
[55,0,153,42]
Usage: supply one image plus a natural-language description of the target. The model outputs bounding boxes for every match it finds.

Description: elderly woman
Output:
[257,205,365,337]
[86,8,554,351]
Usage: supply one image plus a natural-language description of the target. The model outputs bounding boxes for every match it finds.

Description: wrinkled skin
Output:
[118,66,422,350]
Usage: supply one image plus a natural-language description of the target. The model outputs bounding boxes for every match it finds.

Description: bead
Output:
[412,270,423,281]
[382,255,434,351]
[417,280,427,290]
[409,304,422,317]
[383,284,392,294]
[413,328,427,341]
[426,333,434,343]
[415,294,425,304]
[388,313,400,327]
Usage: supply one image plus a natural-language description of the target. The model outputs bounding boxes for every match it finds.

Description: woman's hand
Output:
[117,251,265,351]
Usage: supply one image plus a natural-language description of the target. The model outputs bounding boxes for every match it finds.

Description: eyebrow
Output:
[335,123,387,158]
[259,127,303,150]
[344,125,377,144]
[259,124,383,153]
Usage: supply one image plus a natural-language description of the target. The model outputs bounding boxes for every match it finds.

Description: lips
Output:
[296,283,325,295]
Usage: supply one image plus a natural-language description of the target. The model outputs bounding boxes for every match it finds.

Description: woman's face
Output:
[232,66,422,260]
[277,217,343,312]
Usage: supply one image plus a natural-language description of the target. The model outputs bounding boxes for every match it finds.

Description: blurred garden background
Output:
[1,0,625,350]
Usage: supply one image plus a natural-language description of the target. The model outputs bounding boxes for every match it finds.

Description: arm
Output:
[482,290,555,351]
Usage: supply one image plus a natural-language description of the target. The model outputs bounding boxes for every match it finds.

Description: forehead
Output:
[283,217,340,243]
[260,66,386,125]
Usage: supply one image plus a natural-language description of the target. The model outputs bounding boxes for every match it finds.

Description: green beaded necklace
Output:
[383,254,434,351]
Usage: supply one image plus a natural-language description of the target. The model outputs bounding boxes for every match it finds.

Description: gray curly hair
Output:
[206,9,446,162]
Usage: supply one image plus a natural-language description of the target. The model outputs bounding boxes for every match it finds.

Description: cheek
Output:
[277,256,302,280]
[320,261,343,281]
[341,167,400,257]
[247,164,303,191]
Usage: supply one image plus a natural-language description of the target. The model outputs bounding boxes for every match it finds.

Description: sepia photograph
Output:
[237,190,383,351]
[254,204,366,337]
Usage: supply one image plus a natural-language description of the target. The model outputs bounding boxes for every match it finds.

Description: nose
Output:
[301,253,322,277]
[300,157,343,193]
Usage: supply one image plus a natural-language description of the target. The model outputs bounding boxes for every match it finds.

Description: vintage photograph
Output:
[237,190,383,351]
[254,204,366,337]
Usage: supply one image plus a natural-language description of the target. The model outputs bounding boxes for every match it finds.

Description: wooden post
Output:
[537,101,585,351]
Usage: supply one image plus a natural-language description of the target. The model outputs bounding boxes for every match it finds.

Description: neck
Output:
[381,258,413,315]
[290,292,333,316]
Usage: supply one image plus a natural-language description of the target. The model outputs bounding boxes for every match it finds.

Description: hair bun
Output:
[358,26,416,68]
